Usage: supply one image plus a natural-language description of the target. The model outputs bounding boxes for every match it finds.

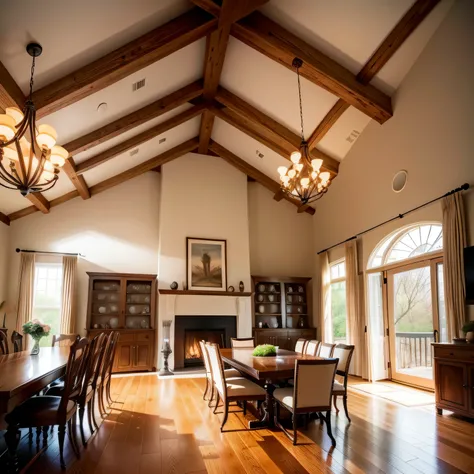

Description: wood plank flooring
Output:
[21,375,474,473]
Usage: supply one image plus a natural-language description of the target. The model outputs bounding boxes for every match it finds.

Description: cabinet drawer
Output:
[136,332,153,342]
[435,347,474,361]
[118,333,136,342]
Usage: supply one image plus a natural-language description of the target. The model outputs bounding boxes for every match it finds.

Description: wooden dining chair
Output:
[318,342,336,358]
[200,340,241,406]
[294,338,307,354]
[11,331,23,353]
[304,340,320,356]
[5,337,90,468]
[0,330,8,355]
[273,358,339,446]
[332,344,355,422]
[206,342,266,431]
[98,331,120,415]
[52,334,79,347]
[230,337,255,348]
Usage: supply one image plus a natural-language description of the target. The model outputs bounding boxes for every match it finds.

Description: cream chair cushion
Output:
[333,346,351,372]
[273,387,294,408]
[224,368,241,378]
[294,339,306,354]
[226,377,266,397]
[304,340,320,356]
[231,338,255,348]
[332,380,345,394]
[319,343,335,358]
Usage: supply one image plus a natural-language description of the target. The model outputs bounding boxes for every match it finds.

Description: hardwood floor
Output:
[20,375,474,473]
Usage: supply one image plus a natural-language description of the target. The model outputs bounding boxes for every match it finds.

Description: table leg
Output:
[249,379,275,429]
[5,422,21,473]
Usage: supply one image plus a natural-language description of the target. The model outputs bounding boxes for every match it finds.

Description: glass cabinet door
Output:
[125,280,152,330]
[91,278,122,329]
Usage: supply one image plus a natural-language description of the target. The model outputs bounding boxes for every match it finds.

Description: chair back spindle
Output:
[11,331,23,353]
[0,330,8,355]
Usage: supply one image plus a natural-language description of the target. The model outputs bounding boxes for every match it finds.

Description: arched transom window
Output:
[368,223,443,269]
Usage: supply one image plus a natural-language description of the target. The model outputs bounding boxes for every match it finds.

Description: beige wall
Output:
[6,173,161,334]
[248,183,314,277]
[0,223,10,326]
[313,0,474,323]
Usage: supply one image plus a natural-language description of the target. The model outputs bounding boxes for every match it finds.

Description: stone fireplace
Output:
[174,315,237,369]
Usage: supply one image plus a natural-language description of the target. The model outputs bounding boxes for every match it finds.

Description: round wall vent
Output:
[392,170,408,193]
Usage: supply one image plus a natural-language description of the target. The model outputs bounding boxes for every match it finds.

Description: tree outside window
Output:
[330,261,347,343]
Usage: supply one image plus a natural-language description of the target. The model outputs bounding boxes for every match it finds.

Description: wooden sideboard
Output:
[433,343,474,418]
[253,328,316,351]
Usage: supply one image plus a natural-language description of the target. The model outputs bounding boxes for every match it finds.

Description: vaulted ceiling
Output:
[0,0,454,225]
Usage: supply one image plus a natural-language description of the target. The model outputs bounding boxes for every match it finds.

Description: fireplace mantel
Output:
[159,289,252,297]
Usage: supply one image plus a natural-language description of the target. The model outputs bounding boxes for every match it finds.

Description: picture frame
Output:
[186,237,227,291]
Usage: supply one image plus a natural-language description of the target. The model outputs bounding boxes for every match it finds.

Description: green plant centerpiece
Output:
[462,321,474,343]
[23,319,51,355]
[252,344,277,357]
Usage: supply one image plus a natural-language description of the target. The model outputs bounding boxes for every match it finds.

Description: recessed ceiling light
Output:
[129,148,139,157]
[256,150,264,158]
[159,137,166,144]
[97,102,108,113]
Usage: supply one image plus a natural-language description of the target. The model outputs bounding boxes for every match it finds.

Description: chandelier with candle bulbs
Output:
[277,58,332,205]
[0,43,68,196]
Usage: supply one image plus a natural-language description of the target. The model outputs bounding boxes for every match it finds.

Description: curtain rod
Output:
[317,183,470,255]
[16,248,86,258]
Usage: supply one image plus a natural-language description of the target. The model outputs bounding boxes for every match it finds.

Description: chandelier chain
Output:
[296,64,305,142]
[29,56,36,100]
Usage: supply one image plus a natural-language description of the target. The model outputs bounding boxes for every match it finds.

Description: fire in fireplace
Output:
[184,329,225,366]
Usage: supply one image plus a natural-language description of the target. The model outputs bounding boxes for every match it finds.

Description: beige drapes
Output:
[60,256,78,334]
[442,193,466,339]
[319,252,332,342]
[345,240,366,377]
[16,253,36,346]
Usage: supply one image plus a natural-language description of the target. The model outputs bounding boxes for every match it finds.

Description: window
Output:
[32,263,63,346]
[368,223,442,269]
[330,260,347,343]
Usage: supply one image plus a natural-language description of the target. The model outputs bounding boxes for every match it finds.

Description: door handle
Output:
[433,329,439,342]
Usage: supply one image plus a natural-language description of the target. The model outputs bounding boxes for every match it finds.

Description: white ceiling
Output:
[0,0,454,216]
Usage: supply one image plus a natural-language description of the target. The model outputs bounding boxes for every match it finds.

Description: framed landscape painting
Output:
[186,238,227,291]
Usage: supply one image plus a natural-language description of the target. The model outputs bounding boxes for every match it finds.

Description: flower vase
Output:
[30,338,40,356]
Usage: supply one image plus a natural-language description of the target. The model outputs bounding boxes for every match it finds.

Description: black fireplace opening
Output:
[174,316,237,369]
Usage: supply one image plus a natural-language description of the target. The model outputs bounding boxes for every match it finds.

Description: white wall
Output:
[6,173,161,333]
[248,183,314,277]
[313,0,474,324]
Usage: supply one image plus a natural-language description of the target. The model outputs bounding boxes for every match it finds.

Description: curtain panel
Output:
[16,253,36,347]
[442,193,467,339]
[60,256,78,334]
[319,252,332,342]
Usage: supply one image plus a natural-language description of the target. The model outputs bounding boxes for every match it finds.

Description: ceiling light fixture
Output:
[0,43,67,196]
[277,58,332,205]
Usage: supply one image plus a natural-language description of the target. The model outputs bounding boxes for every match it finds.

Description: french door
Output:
[386,257,445,389]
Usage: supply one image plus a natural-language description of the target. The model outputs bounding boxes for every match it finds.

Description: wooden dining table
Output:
[0,347,70,473]
[220,348,322,428]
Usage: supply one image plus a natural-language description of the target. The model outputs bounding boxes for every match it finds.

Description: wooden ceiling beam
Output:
[62,158,91,199]
[212,91,339,175]
[0,61,25,112]
[90,138,199,196]
[230,12,392,124]
[76,104,206,174]
[307,0,441,149]
[26,192,50,214]
[32,9,216,119]
[8,139,198,221]
[0,212,10,226]
[198,110,215,154]
[63,80,203,157]
[209,140,314,215]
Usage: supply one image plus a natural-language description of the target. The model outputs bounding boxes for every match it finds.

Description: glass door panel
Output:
[388,263,435,389]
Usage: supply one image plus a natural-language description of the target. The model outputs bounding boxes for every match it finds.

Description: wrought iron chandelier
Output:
[0,43,68,196]
[277,58,332,205]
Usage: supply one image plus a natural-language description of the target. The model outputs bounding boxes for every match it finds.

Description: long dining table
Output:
[220,348,322,429]
[0,346,70,473]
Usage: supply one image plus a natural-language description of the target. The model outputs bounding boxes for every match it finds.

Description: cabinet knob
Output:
[463,384,468,389]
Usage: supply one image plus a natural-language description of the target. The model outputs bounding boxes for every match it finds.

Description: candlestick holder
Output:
[159,319,173,376]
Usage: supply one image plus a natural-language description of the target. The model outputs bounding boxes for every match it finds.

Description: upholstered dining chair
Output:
[199,340,240,406]
[6,337,90,468]
[304,340,320,356]
[273,358,339,446]
[230,337,255,348]
[52,333,79,347]
[206,342,266,431]
[318,342,336,358]
[294,338,307,354]
[0,330,8,355]
[332,344,355,422]
[11,331,23,352]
